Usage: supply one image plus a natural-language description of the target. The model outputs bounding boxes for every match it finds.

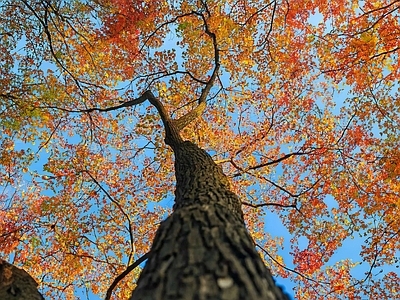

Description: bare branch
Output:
[242,201,296,209]
[231,149,314,178]
[105,252,151,300]
[85,170,136,266]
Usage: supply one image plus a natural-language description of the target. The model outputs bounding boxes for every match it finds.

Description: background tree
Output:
[0,0,399,299]
[0,259,44,300]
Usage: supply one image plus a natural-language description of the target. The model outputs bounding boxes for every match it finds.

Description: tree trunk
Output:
[0,259,44,300]
[131,141,289,300]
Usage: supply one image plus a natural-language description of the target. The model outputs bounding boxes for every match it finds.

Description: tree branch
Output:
[173,10,221,131]
[105,252,151,300]
[256,243,330,285]
[85,170,136,266]
[242,201,296,209]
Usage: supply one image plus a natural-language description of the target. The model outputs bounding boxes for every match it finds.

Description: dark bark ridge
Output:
[130,93,289,299]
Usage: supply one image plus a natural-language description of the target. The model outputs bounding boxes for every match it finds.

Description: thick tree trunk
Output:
[0,259,44,300]
[131,141,289,300]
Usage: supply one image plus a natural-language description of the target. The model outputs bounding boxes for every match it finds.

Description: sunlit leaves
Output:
[1,0,400,299]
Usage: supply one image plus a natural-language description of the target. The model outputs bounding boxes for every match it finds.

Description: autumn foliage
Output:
[1,0,399,299]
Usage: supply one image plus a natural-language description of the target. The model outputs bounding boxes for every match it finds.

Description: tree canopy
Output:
[1,0,399,299]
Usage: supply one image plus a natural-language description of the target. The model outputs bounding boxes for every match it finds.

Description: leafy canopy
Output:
[1,0,399,299]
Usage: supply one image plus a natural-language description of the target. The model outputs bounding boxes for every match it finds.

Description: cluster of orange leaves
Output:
[1,0,399,299]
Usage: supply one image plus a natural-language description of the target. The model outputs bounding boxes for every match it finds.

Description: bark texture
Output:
[0,259,44,300]
[131,141,289,300]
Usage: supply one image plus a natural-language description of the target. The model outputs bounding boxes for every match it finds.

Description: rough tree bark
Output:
[0,259,44,300]
[130,93,289,300]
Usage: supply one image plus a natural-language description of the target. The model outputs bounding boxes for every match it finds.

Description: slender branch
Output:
[234,107,275,157]
[256,243,330,285]
[173,10,221,131]
[135,70,208,86]
[242,201,296,209]
[39,91,150,113]
[335,110,357,146]
[246,151,314,171]
[40,89,183,145]
[360,0,399,15]
[370,46,400,59]
[37,120,63,153]
[231,149,313,178]
[105,252,151,300]
[242,0,276,26]
[85,170,136,265]
[353,3,399,35]
[21,0,85,95]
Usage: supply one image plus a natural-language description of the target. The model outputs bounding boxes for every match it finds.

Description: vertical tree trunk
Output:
[131,141,289,300]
